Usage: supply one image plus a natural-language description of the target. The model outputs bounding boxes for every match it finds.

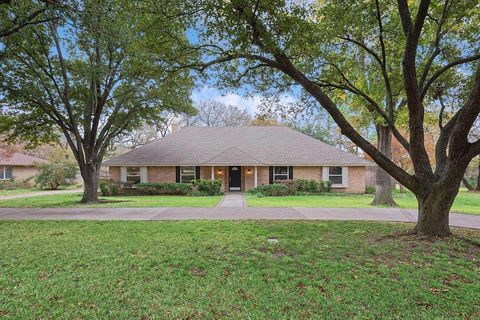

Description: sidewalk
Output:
[218,193,246,207]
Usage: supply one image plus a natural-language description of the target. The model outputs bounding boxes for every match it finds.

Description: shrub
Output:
[294,179,320,193]
[192,179,222,196]
[36,162,77,190]
[323,180,333,193]
[99,178,119,196]
[0,179,33,190]
[365,186,376,194]
[274,179,296,192]
[249,183,289,196]
[136,183,193,195]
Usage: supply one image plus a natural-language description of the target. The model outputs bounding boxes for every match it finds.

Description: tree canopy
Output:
[0,0,195,201]
[187,0,480,236]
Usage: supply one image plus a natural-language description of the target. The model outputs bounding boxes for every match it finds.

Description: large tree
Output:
[0,0,61,39]
[190,0,480,236]
[0,0,194,202]
[184,100,252,127]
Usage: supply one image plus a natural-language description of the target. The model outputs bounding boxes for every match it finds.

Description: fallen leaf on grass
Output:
[430,288,449,295]
[189,268,207,277]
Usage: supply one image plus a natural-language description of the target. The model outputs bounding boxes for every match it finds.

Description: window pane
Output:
[181,166,195,174]
[329,167,342,175]
[274,174,288,180]
[330,175,343,184]
[181,166,196,183]
[126,176,141,184]
[181,175,195,183]
[274,166,288,174]
[5,166,12,179]
[127,167,140,175]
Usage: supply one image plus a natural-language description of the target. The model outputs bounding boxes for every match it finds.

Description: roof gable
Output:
[204,147,263,165]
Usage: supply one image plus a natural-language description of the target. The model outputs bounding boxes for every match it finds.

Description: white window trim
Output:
[120,167,127,182]
[0,166,12,180]
[273,166,289,181]
[322,166,348,188]
[140,167,148,183]
[180,166,196,183]
[121,166,146,184]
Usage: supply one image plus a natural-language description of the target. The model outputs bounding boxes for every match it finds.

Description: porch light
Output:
[247,169,252,174]
[218,169,222,174]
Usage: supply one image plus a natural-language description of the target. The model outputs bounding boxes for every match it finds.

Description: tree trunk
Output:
[413,174,463,237]
[463,177,474,191]
[80,163,100,203]
[371,125,396,206]
[476,160,480,191]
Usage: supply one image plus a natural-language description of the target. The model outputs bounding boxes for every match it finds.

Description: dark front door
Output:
[229,166,241,191]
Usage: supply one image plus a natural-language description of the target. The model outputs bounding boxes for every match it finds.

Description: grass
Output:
[0,188,38,196]
[0,185,82,197]
[0,193,222,208]
[247,189,480,215]
[0,220,480,319]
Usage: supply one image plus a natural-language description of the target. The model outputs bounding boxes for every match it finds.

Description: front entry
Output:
[229,166,241,191]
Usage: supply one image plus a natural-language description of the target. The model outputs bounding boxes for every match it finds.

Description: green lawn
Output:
[1,221,479,319]
[0,193,222,208]
[0,188,38,196]
[247,190,480,215]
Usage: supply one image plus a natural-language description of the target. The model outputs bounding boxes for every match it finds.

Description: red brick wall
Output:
[108,165,366,193]
[148,166,175,183]
[109,167,120,181]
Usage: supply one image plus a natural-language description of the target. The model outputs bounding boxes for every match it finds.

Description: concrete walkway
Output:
[0,189,83,201]
[0,207,480,230]
[218,193,246,207]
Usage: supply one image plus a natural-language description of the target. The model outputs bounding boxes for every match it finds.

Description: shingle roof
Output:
[0,152,48,166]
[105,126,374,166]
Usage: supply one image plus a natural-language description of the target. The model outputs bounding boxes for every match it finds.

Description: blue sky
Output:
[191,86,297,116]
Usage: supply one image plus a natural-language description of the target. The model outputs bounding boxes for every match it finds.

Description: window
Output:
[273,166,289,180]
[0,166,12,180]
[126,167,141,184]
[329,166,343,185]
[180,166,196,183]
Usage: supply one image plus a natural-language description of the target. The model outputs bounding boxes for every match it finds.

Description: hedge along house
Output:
[105,126,374,193]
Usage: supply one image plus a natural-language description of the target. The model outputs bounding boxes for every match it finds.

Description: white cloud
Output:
[191,86,296,116]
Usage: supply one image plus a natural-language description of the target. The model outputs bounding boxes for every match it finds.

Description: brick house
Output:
[0,152,48,182]
[105,126,374,193]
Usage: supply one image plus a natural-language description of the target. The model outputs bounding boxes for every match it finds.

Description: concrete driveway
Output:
[1,207,480,230]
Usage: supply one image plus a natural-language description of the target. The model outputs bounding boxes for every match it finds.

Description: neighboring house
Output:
[105,126,374,193]
[0,152,48,181]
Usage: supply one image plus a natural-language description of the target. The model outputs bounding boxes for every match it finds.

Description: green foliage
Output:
[0,179,32,190]
[135,183,193,196]
[192,179,222,196]
[250,179,333,197]
[35,162,77,190]
[323,180,333,193]
[0,1,195,148]
[99,179,119,196]
[294,179,321,193]
[249,184,290,196]
[365,186,376,195]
